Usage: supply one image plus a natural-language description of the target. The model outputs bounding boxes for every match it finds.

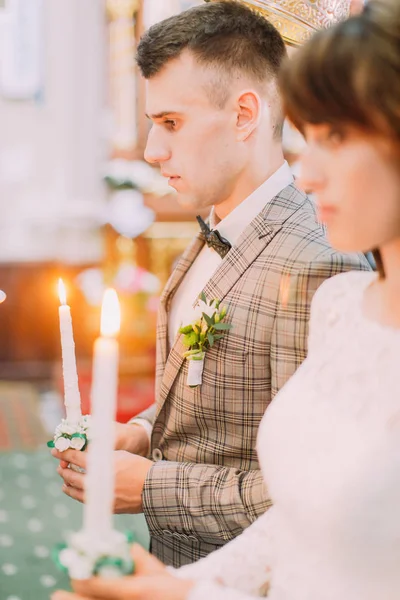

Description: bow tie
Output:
[196,215,232,259]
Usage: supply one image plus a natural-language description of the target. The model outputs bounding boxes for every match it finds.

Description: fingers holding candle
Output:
[58,465,85,503]
[52,448,88,469]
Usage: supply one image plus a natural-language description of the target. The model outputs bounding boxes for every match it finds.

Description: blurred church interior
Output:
[0,2,203,597]
[0,0,205,444]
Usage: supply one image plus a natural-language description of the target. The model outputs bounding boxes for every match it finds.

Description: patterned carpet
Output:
[0,382,48,451]
[0,382,150,600]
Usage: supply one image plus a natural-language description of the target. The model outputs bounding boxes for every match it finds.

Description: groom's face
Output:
[144,50,245,211]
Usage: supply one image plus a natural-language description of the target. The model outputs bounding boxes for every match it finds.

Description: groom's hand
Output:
[114,422,150,456]
[51,449,154,513]
[53,421,149,471]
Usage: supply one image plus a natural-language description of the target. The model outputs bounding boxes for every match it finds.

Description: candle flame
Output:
[58,278,67,305]
[101,288,120,337]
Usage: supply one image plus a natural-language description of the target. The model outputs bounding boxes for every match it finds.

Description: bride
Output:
[53,1,400,599]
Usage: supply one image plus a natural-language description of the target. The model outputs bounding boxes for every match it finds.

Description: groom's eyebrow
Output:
[146,111,176,120]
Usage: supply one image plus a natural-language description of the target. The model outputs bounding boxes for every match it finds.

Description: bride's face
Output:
[297,124,400,254]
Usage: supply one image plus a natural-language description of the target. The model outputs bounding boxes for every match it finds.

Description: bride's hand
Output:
[51,544,195,600]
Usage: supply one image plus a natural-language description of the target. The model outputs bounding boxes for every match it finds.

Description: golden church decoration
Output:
[106,0,141,154]
[205,0,351,46]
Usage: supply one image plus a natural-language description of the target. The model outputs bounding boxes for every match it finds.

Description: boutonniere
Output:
[178,292,233,387]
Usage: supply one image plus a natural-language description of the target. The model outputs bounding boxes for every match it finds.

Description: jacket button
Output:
[152,448,163,461]
[162,530,173,537]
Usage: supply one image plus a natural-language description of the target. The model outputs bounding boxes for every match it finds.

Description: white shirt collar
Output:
[209,161,293,246]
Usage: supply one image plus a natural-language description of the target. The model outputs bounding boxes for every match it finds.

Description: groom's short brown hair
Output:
[136,1,286,135]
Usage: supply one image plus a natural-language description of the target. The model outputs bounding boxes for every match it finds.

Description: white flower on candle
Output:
[59,547,93,580]
[49,416,91,453]
[56,529,133,580]
[58,423,75,436]
[70,436,86,451]
[55,437,71,452]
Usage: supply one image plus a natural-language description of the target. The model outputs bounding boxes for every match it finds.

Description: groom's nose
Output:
[144,126,171,165]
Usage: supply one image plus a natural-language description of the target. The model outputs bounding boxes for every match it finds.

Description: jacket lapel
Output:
[156,184,308,413]
[203,183,308,301]
[155,233,205,400]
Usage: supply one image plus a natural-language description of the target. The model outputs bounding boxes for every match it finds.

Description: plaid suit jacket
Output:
[138,184,371,567]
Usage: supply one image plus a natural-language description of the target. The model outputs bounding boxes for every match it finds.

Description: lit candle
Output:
[58,279,81,424]
[83,288,120,543]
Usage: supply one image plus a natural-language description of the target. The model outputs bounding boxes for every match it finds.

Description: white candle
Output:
[58,279,81,424]
[84,288,120,544]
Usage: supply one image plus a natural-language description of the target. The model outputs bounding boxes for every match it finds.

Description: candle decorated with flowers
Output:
[55,289,133,579]
[47,281,89,454]
[58,279,81,424]
[83,288,120,542]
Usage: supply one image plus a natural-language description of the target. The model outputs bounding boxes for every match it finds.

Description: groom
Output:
[54,1,370,567]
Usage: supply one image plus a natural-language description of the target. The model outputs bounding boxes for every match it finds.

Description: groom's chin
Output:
[175,193,205,212]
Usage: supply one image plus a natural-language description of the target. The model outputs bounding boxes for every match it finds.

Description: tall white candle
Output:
[84,288,120,544]
[58,279,81,424]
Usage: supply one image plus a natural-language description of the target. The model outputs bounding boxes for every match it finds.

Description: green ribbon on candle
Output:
[94,554,134,576]
[70,432,88,451]
[46,433,88,451]
[52,532,135,577]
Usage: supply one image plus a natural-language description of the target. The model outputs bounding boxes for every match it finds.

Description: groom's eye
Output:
[163,119,177,130]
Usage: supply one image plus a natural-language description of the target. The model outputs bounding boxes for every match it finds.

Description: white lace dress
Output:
[175,271,400,600]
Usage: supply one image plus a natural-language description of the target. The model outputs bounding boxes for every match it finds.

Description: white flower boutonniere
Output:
[179,292,233,387]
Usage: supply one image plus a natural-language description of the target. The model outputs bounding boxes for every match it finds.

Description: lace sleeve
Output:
[172,508,274,597]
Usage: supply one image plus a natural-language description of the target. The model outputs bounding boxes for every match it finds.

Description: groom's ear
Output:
[235,90,262,141]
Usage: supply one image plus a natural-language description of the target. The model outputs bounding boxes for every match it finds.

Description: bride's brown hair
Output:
[279,0,400,277]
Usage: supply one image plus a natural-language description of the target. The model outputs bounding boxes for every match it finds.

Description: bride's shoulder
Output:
[311,270,377,315]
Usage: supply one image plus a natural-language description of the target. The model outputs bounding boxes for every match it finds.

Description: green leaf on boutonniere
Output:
[179,324,193,334]
[207,332,215,347]
[213,322,232,331]
[200,291,207,303]
[202,312,214,327]
[183,331,198,347]
[183,349,202,358]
